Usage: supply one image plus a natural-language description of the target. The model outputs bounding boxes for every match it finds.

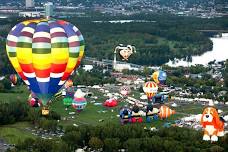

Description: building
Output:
[19,11,41,17]
[25,0,34,8]
[82,65,93,72]
[44,2,54,18]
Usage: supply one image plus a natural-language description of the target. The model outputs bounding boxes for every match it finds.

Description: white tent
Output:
[140,95,147,100]
[171,103,178,107]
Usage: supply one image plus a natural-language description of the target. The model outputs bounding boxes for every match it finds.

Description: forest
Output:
[1,13,228,72]
[7,122,228,152]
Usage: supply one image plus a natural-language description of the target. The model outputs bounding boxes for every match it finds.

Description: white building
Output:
[25,0,34,8]
[19,11,41,17]
[83,65,93,72]
[44,2,54,18]
[114,63,139,72]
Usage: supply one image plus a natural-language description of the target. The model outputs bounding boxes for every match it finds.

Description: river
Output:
[166,33,228,67]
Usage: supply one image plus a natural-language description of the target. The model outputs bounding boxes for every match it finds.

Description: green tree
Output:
[62,131,82,150]
[209,145,224,152]
[88,137,103,151]
[124,138,141,152]
[103,138,121,152]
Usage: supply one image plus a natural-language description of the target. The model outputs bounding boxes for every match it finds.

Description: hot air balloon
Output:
[9,74,18,85]
[152,70,167,85]
[158,105,175,119]
[143,81,158,101]
[131,105,143,123]
[63,97,73,107]
[146,104,159,123]
[119,85,131,96]
[6,18,85,115]
[119,107,132,125]
[104,98,118,107]
[152,93,166,104]
[115,44,136,60]
[72,89,87,112]
[200,107,225,142]
[66,86,77,98]
[28,97,42,107]
[64,79,73,88]
[28,92,42,107]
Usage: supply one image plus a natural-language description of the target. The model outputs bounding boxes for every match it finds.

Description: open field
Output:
[0,122,36,144]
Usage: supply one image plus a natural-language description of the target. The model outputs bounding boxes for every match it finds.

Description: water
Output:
[166,34,228,67]
[92,20,156,23]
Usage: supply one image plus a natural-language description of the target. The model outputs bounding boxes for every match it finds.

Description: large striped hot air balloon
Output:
[143,81,158,101]
[6,18,85,112]
[152,70,167,85]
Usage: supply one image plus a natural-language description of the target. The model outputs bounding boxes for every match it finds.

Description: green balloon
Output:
[63,98,73,106]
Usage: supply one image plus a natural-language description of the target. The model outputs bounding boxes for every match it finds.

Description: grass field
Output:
[0,122,36,144]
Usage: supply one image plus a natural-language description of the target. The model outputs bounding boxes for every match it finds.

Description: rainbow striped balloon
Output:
[6,19,85,105]
[143,81,158,100]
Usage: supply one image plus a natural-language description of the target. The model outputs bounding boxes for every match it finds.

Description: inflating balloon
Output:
[6,19,85,114]
[72,89,87,112]
[152,70,167,85]
[104,98,118,107]
[143,81,158,101]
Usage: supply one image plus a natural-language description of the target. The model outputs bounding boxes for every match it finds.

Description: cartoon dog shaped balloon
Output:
[115,44,136,60]
[200,107,225,142]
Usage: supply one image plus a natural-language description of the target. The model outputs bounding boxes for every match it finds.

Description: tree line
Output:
[9,123,228,152]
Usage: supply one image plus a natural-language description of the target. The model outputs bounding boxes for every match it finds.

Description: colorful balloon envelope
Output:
[104,98,118,107]
[72,97,87,112]
[9,74,18,85]
[6,19,85,106]
[28,97,41,107]
[152,70,167,85]
[115,45,136,60]
[143,81,158,100]
[63,97,73,106]
[158,105,175,119]
[66,86,77,98]
[119,85,131,96]
[64,79,73,88]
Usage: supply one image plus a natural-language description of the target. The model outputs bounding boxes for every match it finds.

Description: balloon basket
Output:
[42,107,49,116]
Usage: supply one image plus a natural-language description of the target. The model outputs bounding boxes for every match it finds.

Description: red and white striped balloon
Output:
[143,81,158,100]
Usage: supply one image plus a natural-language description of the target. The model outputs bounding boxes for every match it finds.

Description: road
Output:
[0,139,10,152]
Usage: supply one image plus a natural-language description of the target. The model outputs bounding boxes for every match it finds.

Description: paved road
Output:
[0,139,10,152]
